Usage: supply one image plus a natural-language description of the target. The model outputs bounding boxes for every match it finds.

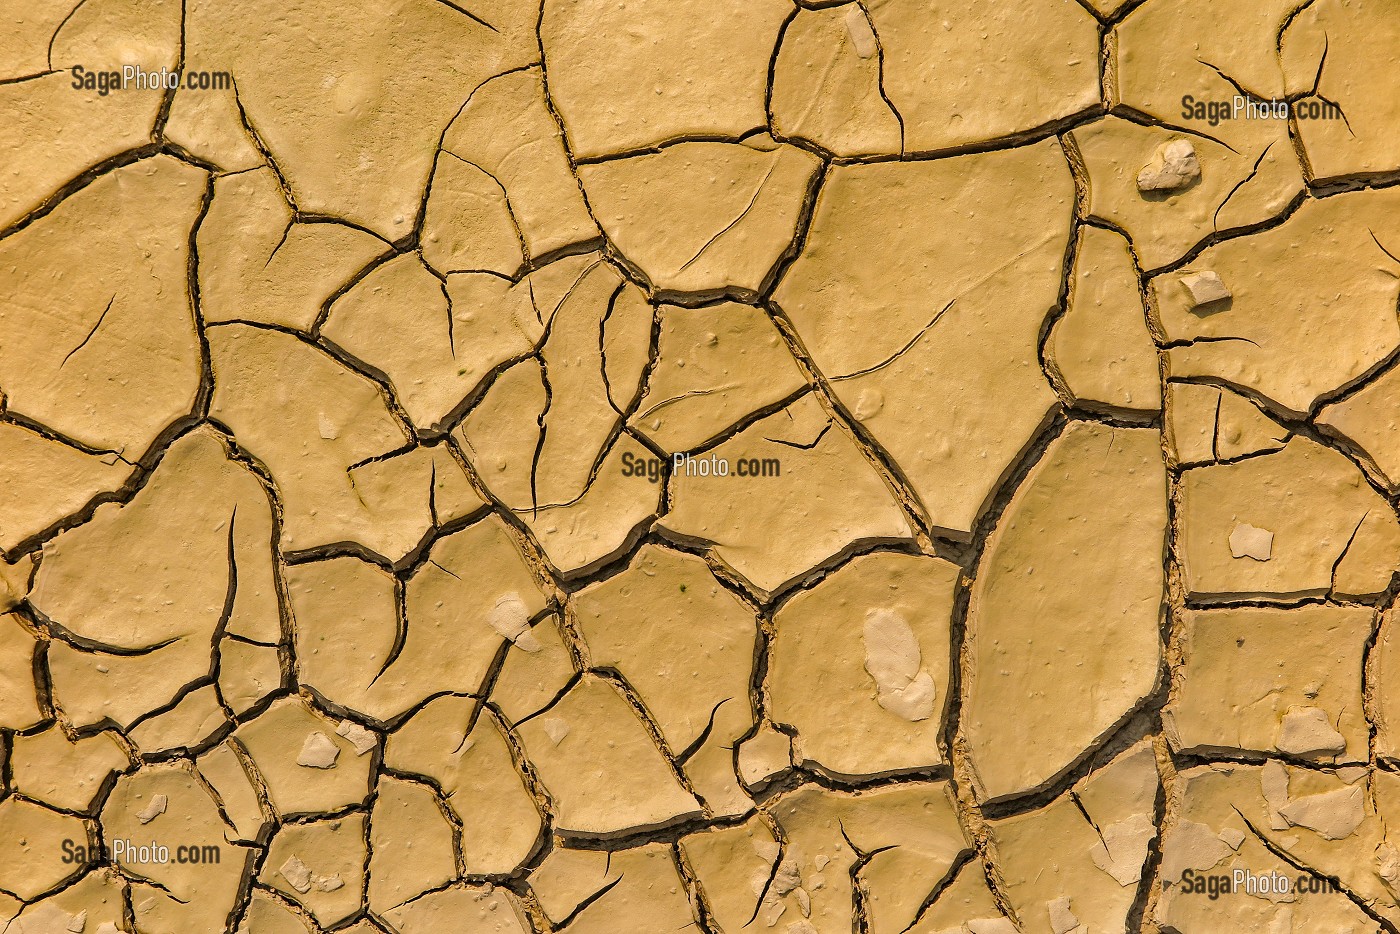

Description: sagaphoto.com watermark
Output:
[70,64,231,97]
[1180,93,1344,127]
[1179,867,1340,900]
[62,837,222,866]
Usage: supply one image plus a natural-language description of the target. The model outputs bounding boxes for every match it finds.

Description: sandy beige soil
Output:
[2,0,1400,931]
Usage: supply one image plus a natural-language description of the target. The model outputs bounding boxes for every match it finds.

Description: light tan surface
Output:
[4,0,1400,930]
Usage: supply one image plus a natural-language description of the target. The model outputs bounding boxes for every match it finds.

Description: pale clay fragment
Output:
[487,593,542,653]
[335,721,377,756]
[136,794,168,825]
[1158,819,1236,882]
[1088,813,1156,886]
[1380,841,1400,892]
[1179,270,1231,308]
[1276,706,1347,757]
[66,910,86,933]
[280,856,314,894]
[1277,785,1364,840]
[1048,896,1080,934]
[297,732,340,770]
[844,5,877,58]
[875,671,935,722]
[967,920,1019,934]
[1136,138,1201,192]
[541,718,570,746]
[863,609,936,721]
[1229,523,1274,561]
[1262,759,1290,828]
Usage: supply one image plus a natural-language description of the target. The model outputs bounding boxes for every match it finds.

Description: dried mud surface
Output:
[2,0,1400,932]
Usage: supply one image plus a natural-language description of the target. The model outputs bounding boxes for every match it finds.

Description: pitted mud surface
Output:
[3,0,1400,931]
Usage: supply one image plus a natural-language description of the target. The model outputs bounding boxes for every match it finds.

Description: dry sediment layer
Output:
[3,0,1400,931]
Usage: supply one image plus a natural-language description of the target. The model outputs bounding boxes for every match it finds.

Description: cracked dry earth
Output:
[6,1,1400,934]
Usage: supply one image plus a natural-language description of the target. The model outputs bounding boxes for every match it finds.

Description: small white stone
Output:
[297,731,340,769]
[1180,270,1232,308]
[1229,522,1273,561]
[136,794,168,825]
[316,873,344,892]
[66,909,88,933]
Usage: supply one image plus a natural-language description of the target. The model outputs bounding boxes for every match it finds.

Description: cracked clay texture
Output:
[4,0,1400,932]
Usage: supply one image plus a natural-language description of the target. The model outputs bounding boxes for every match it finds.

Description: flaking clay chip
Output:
[1137,138,1201,192]
[335,721,377,756]
[1229,522,1274,560]
[280,856,314,895]
[297,732,340,770]
[487,592,542,652]
[1180,270,1231,309]
[1276,706,1347,757]
[844,5,877,59]
[136,794,167,824]
[1048,896,1080,934]
[862,609,935,721]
